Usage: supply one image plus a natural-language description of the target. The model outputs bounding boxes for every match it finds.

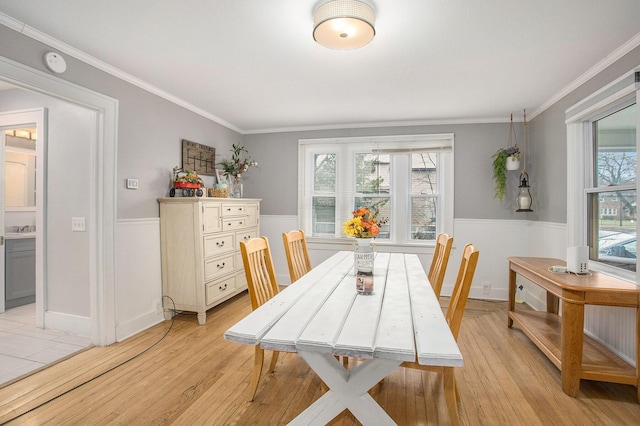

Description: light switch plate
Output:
[72,217,86,232]
[126,178,139,189]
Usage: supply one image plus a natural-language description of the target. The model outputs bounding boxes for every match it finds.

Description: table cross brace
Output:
[289,351,401,425]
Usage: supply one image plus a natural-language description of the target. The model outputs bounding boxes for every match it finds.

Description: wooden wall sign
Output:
[182,139,216,176]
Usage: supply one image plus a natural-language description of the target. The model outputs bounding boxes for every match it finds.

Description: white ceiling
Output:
[1,0,640,134]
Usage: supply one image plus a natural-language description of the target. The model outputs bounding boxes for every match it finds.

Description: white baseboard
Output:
[44,311,90,337]
[116,309,164,342]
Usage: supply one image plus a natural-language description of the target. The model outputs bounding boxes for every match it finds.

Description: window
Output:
[587,103,637,272]
[298,134,454,244]
[566,68,639,281]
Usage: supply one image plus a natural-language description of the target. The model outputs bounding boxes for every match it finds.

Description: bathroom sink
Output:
[5,232,36,239]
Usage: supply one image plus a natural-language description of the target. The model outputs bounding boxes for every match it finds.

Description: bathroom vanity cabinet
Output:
[5,237,36,309]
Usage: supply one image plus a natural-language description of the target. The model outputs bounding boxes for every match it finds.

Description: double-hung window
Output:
[567,68,640,281]
[587,103,637,273]
[298,134,454,244]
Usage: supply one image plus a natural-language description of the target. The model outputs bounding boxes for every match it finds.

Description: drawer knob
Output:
[216,241,225,247]
[219,283,228,291]
[217,262,226,269]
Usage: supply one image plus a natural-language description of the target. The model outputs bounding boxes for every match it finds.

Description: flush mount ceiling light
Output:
[313,0,376,50]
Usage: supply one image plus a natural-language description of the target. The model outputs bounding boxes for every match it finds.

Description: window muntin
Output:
[588,104,637,273]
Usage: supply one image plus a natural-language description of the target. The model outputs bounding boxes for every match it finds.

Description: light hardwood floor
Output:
[1,292,639,425]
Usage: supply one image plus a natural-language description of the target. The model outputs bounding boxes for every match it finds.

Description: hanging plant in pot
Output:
[492,114,522,202]
[492,146,520,202]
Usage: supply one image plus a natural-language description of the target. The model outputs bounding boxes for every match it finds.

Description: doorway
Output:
[0,109,92,386]
[0,55,118,347]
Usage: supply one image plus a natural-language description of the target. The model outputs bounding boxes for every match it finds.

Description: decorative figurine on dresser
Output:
[158,197,261,324]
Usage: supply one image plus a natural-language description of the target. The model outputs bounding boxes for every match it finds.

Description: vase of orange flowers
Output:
[343,207,383,294]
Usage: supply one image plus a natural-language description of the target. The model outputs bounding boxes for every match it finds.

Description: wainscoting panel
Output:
[114,215,635,364]
[452,218,531,300]
[115,218,163,341]
[584,305,636,365]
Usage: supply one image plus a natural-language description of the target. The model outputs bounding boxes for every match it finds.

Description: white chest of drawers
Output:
[158,197,260,324]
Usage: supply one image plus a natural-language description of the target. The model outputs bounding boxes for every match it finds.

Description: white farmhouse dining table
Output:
[224,250,463,425]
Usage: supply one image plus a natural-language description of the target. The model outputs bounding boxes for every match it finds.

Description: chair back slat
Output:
[240,237,279,310]
[282,230,312,283]
[446,243,479,340]
[428,233,454,299]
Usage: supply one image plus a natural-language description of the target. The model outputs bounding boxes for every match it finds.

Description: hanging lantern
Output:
[515,109,533,212]
[516,171,533,212]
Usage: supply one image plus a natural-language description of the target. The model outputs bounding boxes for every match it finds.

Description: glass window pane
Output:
[588,190,636,272]
[411,197,437,240]
[314,153,336,193]
[355,153,390,194]
[312,196,335,235]
[411,153,438,194]
[354,196,390,239]
[594,104,636,187]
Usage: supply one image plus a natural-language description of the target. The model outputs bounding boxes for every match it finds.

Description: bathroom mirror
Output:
[5,129,36,210]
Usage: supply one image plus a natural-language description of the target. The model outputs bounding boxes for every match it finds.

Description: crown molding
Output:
[243,116,510,135]
[529,31,640,120]
[0,12,242,134]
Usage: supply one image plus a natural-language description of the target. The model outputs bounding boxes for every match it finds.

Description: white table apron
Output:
[224,250,462,425]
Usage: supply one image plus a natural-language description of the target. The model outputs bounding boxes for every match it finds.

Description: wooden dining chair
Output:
[428,233,454,299]
[402,243,479,426]
[282,229,312,283]
[239,236,281,401]
[281,229,349,369]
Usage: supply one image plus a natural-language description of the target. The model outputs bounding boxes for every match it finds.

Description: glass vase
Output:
[231,174,243,198]
[354,238,374,294]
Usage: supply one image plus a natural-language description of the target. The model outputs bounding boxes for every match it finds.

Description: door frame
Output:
[0,55,118,346]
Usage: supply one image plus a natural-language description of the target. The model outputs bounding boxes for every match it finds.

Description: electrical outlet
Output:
[71,217,86,232]
[482,283,491,294]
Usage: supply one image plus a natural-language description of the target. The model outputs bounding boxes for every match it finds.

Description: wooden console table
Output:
[507,257,640,402]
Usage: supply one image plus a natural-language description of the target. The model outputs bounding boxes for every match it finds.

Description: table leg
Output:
[508,266,516,327]
[443,367,460,426]
[560,299,584,397]
[292,351,400,425]
[547,292,559,314]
